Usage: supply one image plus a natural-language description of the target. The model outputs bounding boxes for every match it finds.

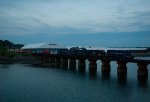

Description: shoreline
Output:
[0,56,41,64]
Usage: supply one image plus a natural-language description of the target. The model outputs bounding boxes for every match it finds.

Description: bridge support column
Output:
[78,59,86,72]
[48,57,51,63]
[43,55,46,63]
[48,57,56,67]
[89,59,97,73]
[69,58,76,70]
[49,57,55,63]
[61,58,68,68]
[117,61,127,78]
[54,57,61,68]
[101,60,111,75]
[43,55,50,63]
[137,63,148,80]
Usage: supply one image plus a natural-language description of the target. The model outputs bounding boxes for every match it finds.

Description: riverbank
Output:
[0,55,41,64]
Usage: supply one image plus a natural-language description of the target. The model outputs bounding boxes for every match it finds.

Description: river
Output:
[0,61,150,102]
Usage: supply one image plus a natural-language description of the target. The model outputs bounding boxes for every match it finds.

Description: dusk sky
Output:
[0,0,150,47]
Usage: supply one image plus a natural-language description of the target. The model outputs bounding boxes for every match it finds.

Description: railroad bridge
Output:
[21,43,150,80]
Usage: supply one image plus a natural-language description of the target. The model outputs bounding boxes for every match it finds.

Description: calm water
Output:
[0,61,150,102]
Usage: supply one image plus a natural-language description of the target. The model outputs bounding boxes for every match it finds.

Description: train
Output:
[107,50,134,59]
[66,47,106,56]
[20,47,134,59]
[22,47,105,56]
[10,42,149,60]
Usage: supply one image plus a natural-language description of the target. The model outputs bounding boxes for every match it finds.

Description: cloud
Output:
[0,0,150,35]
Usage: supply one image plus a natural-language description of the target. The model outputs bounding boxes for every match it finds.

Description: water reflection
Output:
[0,64,10,68]
[117,77,127,87]
[78,68,85,73]
[69,68,76,71]
[89,71,97,80]
[137,77,148,88]
[101,72,110,80]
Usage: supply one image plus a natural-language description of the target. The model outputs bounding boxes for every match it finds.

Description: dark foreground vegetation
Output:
[0,40,24,57]
[0,40,36,64]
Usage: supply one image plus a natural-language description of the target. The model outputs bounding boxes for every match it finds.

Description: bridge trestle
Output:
[78,59,86,72]
[89,59,97,73]
[137,63,148,79]
[34,54,149,81]
[117,61,127,78]
[69,58,76,70]
[101,60,111,75]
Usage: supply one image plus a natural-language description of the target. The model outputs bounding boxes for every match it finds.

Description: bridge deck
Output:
[33,53,150,64]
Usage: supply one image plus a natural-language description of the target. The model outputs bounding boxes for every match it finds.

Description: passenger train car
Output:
[107,50,134,59]
[22,46,106,57]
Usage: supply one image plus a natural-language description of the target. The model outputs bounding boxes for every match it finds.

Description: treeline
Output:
[0,40,24,49]
[0,40,24,57]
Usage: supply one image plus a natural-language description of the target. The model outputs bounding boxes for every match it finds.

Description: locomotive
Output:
[61,47,106,56]
[107,50,134,59]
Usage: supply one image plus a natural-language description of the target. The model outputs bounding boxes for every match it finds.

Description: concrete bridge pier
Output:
[43,56,50,63]
[117,61,127,78]
[89,59,97,73]
[101,60,111,75]
[48,57,50,63]
[78,59,86,72]
[43,55,46,63]
[43,55,50,63]
[54,57,61,68]
[49,57,55,63]
[48,56,56,67]
[137,63,148,80]
[69,58,76,70]
[61,58,68,69]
